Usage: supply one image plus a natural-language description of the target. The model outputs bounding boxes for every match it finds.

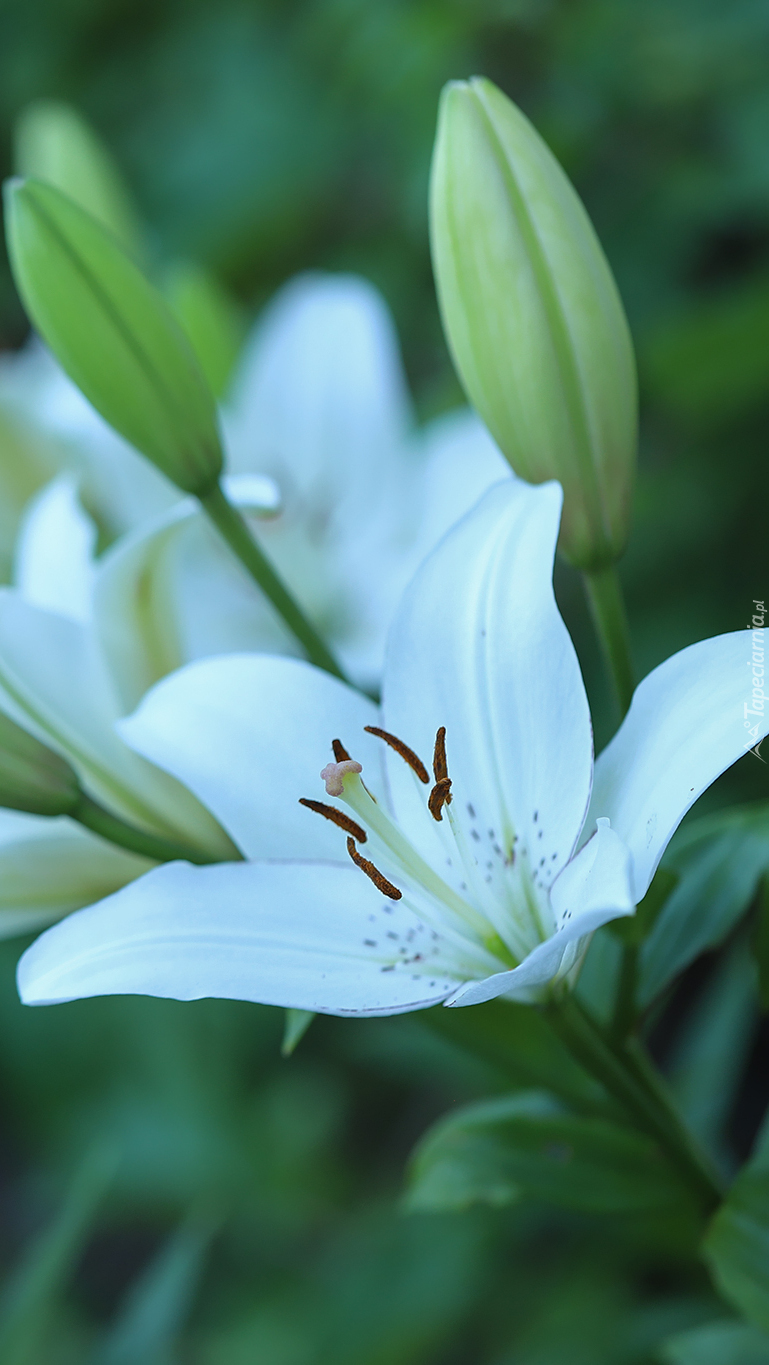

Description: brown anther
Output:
[332,738,351,762]
[428,726,452,820]
[428,777,453,822]
[346,837,402,900]
[432,726,450,784]
[364,726,429,783]
[298,799,367,843]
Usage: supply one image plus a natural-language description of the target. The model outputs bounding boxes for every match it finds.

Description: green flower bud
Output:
[0,710,80,817]
[164,261,245,400]
[14,99,143,258]
[430,78,637,570]
[3,178,223,497]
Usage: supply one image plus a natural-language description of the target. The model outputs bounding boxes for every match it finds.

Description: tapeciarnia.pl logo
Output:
[745,599,766,761]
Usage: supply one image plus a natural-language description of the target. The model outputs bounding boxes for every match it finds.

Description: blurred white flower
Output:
[6,272,509,693]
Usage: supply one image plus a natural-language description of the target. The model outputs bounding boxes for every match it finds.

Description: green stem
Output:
[72,793,232,866]
[547,994,724,1212]
[582,564,634,718]
[199,482,347,682]
[610,941,639,1043]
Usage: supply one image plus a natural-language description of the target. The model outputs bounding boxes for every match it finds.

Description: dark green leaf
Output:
[406,1091,691,1215]
[704,1112,769,1334]
[94,1211,215,1365]
[752,876,769,1011]
[660,1320,769,1364]
[639,804,769,1008]
[0,1143,116,1365]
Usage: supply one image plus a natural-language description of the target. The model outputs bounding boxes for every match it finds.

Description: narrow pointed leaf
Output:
[0,1143,116,1365]
[282,1008,315,1057]
[94,1213,214,1365]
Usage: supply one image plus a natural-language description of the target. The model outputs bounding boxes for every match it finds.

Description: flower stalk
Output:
[546,993,724,1212]
[199,482,348,682]
[583,564,634,717]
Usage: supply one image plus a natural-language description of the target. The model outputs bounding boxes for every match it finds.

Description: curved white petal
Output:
[15,475,96,624]
[17,860,459,1014]
[0,807,152,938]
[446,821,634,1006]
[383,479,592,894]
[94,481,289,715]
[411,409,513,556]
[590,631,769,902]
[119,654,383,860]
[224,273,413,514]
[0,592,234,855]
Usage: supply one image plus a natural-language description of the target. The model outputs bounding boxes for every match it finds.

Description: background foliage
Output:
[0,0,767,1359]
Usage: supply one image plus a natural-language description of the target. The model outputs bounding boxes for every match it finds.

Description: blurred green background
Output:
[0,0,768,1360]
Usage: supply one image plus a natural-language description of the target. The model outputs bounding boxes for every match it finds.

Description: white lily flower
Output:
[5,273,509,693]
[17,479,765,1013]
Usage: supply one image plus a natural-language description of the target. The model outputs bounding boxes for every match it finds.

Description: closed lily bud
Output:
[0,710,80,817]
[14,99,143,258]
[3,178,223,498]
[430,77,637,569]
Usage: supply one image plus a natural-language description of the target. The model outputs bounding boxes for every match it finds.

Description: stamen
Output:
[332,738,351,762]
[428,726,452,821]
[428,778,452,822]
[433,726,450,784]
[364,726,429,783]
[298,799,367,842]
[321,759,362,796]
[346,837,402,900]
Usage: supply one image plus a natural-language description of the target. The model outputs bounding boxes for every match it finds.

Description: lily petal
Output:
[383,479,593,891]
[17,859,459,1013]
[0,807,153,938]
[411,409,512,556]
[589,631,769,902]
[224,273,413,514]
[119,654,383,860]
[446,820,634,1006]
[0,591,234,855]
[94,478,287,715]
[15,474,96,624]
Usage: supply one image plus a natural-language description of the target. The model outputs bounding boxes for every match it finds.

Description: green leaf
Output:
[639,803,769,1008]
[406,1091,691,1215]
[3,178,223,496]
[752,875,769,1011]
[165,261,245,399]
[0,1143,116,1365]
[14,100,143,259]
[93,1211,215,1365]
[660,1320,769,1364]
[667,937,758,1158]
[704,1115,769,1334]
[282,1008,315,1058]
